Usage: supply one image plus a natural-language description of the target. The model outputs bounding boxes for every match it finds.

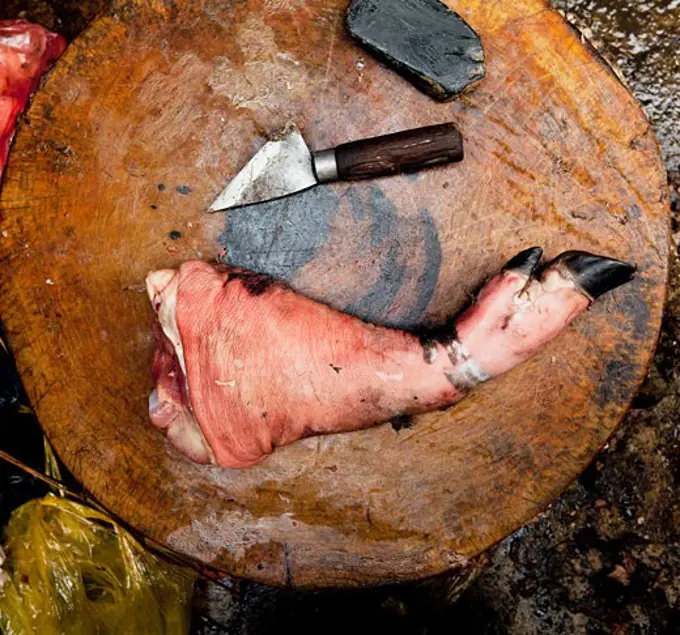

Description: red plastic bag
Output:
[0,20,66,172]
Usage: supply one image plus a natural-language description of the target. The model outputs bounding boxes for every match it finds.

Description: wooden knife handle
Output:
[332,122,463,181]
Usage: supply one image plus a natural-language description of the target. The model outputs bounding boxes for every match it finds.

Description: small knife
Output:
[207,121,463,212]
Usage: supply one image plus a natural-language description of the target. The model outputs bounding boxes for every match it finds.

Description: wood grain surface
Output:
[0,0,669,587]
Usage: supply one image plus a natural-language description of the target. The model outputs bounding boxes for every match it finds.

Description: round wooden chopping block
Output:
[0,0,669,587]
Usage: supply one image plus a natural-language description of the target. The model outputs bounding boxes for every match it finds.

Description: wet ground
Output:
[0,0,678,633]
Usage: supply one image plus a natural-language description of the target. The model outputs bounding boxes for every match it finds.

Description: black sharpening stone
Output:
[346,0,485,101]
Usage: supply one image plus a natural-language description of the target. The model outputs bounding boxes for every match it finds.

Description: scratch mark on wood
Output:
[33,379,60,409]
[324,9,339,85]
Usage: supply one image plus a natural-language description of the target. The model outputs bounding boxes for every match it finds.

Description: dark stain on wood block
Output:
[219,183,442,329]
[346,0,485,101]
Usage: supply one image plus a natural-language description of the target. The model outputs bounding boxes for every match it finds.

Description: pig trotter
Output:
[146,248,635,468]
[451,249,636,379]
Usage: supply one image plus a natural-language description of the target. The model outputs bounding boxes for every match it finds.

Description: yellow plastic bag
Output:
[0,495,195,634]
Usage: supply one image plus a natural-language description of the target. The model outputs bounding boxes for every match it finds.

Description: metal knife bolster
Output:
[312,149,339,182]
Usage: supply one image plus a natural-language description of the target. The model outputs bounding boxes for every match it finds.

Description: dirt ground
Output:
[1,1,678,633]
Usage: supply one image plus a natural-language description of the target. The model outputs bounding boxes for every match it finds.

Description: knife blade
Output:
[207,121,463,212]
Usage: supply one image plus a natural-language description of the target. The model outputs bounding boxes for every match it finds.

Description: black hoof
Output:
[551,251,636,298]
[502,246,543,277]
